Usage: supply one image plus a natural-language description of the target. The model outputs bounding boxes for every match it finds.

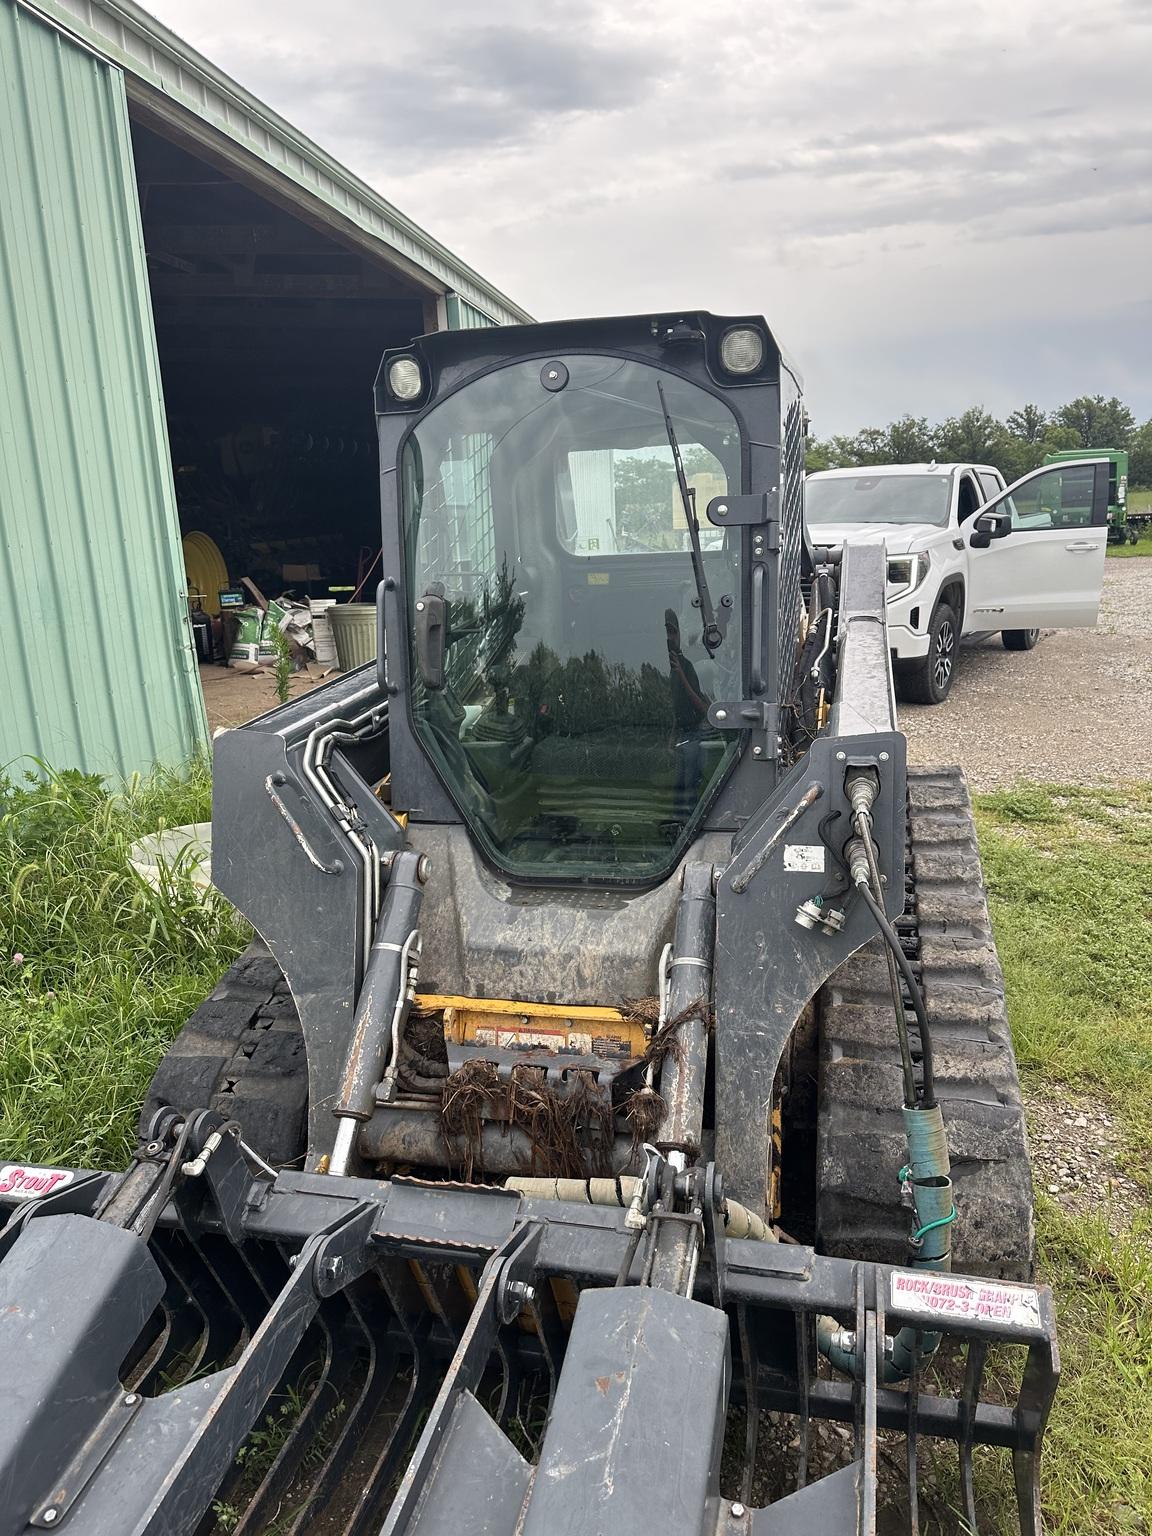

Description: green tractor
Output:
[1044,448,1135,543]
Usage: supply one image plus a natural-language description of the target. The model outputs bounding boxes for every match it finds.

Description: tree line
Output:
[806,395,1152,487]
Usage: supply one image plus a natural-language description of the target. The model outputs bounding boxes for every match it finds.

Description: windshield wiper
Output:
[657,380,728,657]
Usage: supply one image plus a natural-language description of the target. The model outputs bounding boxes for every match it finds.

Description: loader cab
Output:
[374,314,803,884]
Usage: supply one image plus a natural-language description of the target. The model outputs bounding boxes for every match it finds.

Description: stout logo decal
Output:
[0,1164,74,1199]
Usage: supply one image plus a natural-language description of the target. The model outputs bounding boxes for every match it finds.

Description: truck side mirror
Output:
[969,510,1011,549]
[414,586,447,689]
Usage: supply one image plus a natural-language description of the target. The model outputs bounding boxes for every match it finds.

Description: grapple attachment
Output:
[0,1112,1057,1536]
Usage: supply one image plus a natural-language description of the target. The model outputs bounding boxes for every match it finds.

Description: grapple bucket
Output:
[0,1122,1057,1536]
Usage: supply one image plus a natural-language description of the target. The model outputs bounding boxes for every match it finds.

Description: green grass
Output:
[1028,1204,1152,1531]
[1105,486,1152,554]
[1106,487,1152,554]
[975,783,1152,1530]
[0,761,249,1168]
[975,782,1152,1187]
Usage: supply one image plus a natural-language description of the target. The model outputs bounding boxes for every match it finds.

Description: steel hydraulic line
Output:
[301,703,388,969]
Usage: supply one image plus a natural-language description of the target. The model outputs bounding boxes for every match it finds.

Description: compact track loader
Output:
[0,313,1052,1535]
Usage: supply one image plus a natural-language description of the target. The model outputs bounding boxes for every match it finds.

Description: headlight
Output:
[886,552,931,595]
[719,326,765,375]
[386,356,424,402]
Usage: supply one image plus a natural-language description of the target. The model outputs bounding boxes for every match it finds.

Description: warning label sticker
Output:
[783,844,825,873]
[0,1165,74,1200]
[890,1270,1042,1330]
[473,1026,595,1056]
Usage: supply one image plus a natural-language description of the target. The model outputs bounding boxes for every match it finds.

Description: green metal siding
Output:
[445,293,500,331]
[0,0,208,778]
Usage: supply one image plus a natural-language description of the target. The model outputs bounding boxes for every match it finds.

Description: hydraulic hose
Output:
[503,1176,774,1242]
[815,772,954,1383]
[817,1100,955,1383]
[847,791,938,1110]
[854,882,938,1110]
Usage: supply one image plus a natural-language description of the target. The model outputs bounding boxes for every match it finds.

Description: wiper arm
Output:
[657,380,727,657]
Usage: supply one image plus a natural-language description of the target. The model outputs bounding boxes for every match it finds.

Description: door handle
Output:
[750,563,765,694]
[1064,541,1097,552]
[376,578,397,695]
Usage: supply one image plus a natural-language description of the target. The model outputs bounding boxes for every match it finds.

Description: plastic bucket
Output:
[328,603,378,671]
[128,822,213,895]
[309,598,338,665]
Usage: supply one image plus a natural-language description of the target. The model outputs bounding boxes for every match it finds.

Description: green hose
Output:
[817,1103,955,1383]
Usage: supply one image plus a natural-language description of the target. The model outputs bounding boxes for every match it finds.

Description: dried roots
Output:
[439,1059,614,1182]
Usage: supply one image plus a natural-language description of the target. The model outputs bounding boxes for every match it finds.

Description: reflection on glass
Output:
[401,356,744,881]
[1005,465,1095,531]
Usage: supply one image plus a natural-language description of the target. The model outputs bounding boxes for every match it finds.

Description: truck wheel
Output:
[895,603,957,705]
[1002,628,1040,651]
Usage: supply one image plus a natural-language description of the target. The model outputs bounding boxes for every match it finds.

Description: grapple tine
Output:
[794,1311,810,1490]
[905,1340,920,1534]
[958,1337,988,1532]
[737,1302,760,1505]
[1014,1320,1061,1536]
[280,1287,401,1535]
[159,1232,248,1368]
[852,1263,867,1460]
[228,1312,338,1535]
[860,1305,880,1536]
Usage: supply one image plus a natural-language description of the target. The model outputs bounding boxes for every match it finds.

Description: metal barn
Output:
[0,0,530,776]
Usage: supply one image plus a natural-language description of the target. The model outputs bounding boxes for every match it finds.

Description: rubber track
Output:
[140,939,307,1170]
[815,765,1035,1280]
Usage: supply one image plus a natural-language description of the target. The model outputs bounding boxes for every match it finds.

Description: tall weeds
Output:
[0,760,249,1167]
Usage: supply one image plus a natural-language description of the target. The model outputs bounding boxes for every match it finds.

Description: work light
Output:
[719,326,764,375]
[387,356,424,402]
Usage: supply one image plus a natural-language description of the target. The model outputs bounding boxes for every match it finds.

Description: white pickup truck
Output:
[805,459,1111,703]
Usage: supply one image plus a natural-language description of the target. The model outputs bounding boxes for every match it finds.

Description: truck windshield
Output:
[400,354,743,883]
[806,474,952,527]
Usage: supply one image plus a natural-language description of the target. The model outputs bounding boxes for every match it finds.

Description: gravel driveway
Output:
[202,563,1151,789]
[900,558,1152,788]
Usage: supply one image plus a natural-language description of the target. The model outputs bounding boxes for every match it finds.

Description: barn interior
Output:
[129,118,432,613]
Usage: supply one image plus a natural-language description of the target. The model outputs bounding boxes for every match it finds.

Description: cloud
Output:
[243,20,668,154]
[138,0,1152,431]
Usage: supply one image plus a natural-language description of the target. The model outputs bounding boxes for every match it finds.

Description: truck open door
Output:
[965,459,1110,631]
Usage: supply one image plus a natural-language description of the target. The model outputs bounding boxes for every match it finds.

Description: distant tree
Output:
[824,434,866,468]
[1054,395,1135,449]
[850,427,895,466]
[935,407,1003,464]
[885,415,938,462]
[1005,404,1048,443]
[1040,425,1080,454]
[805,396,1145,483]
[991,431,1042,484]
[805,438,834,473]
[1129,419,1152,488]
[805,433,874,471]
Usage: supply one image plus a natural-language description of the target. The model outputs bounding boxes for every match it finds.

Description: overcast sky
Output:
[146,0,1151,434]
